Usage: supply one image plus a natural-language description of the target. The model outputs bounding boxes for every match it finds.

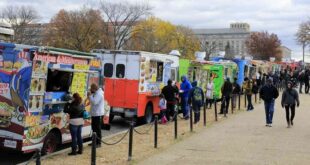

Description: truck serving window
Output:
[46,69,73,92]
[156,62,163,82]
[116,64,125,78]
[104,63,113,77]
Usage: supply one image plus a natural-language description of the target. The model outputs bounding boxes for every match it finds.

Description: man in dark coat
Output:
[162,79,179,121]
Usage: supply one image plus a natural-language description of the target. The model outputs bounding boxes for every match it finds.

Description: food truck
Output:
[0,43,101,153]
[92,50,179,123]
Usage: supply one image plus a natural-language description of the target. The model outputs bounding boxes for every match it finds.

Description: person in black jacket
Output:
[64,93,84,155]
[298,70,305,93]
[260,78,279,127]
[281,81,299,128]
[304,69,309,93]
[232,77,241,109]
[220,78,233,114]
[162,79,179,121]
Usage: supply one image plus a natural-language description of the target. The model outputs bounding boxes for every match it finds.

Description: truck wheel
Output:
[42,132,60,155]
[143,104,154,124]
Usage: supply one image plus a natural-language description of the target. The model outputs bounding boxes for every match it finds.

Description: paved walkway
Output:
[138,94,310,165]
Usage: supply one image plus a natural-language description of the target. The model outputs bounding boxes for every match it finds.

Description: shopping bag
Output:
[102,116,111,130]
[83,111,90,119]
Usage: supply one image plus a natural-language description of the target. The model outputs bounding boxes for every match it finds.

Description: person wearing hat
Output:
[260,77,279,127]
[281,81,299,128]
[188,81,204,124]
[220,77,233,114]
[243,77,254,111]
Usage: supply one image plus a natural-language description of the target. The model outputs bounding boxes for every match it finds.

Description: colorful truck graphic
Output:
[0,43,100,153]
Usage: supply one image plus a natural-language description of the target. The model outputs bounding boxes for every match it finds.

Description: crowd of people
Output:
[159,67,305,129]
[63,67,306,156]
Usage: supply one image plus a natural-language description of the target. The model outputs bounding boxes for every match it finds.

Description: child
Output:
[159,94,167,124]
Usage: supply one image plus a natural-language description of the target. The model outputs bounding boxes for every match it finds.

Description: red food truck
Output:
[92,50,180,123]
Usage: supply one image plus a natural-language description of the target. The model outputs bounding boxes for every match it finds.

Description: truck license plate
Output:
[4,139,17,149]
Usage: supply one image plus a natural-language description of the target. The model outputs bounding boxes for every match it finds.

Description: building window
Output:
[104,63,113,77]
[116,64,125,78]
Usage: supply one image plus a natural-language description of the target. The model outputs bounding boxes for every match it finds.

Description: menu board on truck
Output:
[71,64,89,100]
[28,60,48,113]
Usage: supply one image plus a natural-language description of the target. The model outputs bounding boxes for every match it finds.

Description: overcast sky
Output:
[1,0,309,60]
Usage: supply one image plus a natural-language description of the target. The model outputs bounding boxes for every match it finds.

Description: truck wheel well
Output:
[146,102,153,111]
[48,128,62,144]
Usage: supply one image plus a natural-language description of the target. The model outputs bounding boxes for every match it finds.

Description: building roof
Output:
[193,28,250,35]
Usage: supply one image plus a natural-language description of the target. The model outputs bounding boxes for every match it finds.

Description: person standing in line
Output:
[232,77,241,109]
[88,83,104,148]
[220,78,233,114]
[205,79,214,109]
[162,79,179,121]
[281,81,300,128]
[260,78,279,127]
[64,93,84,155]
[243,77,254,111]
[188,81,204,124]
[158,94,167,124]
[298,70,305,93]
[180,76,192,120]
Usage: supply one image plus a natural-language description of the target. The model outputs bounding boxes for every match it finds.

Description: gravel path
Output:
[138,93,310,165]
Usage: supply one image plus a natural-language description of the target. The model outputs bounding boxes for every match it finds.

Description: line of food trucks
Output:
[0,42,298,154]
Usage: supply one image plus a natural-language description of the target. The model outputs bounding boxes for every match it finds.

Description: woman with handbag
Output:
[64,93,84,155]
[281,81,300,128]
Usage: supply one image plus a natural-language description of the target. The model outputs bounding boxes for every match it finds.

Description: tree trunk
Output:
[302,43,305,62]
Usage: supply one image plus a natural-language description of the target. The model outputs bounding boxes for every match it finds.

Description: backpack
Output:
[193,88,203,102]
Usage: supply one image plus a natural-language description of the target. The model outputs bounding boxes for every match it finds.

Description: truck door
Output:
[163,63,171,85]
[113,54,127,107]
[102,53,115,106]
[125,55,140,108]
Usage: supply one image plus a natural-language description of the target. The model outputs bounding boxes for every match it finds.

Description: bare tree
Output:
[1,5,40,44]
[100,0,151,50]
[224,42,234,59]
[202,41,217,60]
[296,20,310,62]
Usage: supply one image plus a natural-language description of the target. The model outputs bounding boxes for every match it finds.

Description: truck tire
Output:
[41,131,60,155]
[143,104,154,124]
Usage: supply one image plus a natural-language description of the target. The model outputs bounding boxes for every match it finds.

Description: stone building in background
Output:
[0,21,14,42]
[280,46,292,62]
[193,23,251,59]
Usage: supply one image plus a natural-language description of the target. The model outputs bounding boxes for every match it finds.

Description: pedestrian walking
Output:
[205,79,214,109]
[220,78,233,114]
[158,94,168,124]
[232,77,241,109]
[180,76,192,120]
[88,83,104,148]
[162,79,179,121]
[243,77,254,111]
[188,81,204,124]
[64,93,84,155]
[281,81,300,128]
[260,78,279,127]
